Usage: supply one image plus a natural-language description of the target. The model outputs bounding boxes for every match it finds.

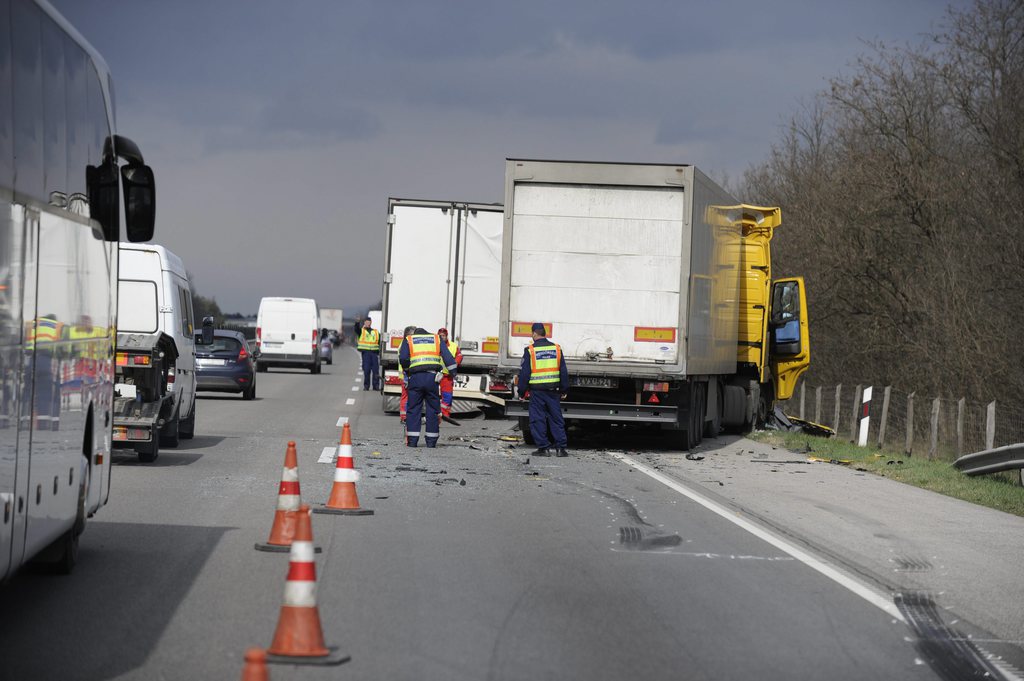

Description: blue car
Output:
[195,329,256,400]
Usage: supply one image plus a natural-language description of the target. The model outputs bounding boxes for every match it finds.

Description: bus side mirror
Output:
[122,164,156,243]
[86,162,120,241]
[201,316,215,345]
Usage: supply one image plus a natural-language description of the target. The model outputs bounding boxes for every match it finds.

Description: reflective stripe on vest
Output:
[357,328,379,351]
[441,340,458,376]
[407,334,442,370]
[528,342,562,386]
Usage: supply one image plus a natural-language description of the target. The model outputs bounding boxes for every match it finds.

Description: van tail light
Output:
[256,327,262,350]
[312,329,318,349]
[167,368,175,384]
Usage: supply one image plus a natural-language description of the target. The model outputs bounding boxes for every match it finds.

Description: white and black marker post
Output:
[857,386,873,447]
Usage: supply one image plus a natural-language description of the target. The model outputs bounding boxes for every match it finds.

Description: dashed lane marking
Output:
[345,398,355,406]
[336,416,349,427]
[318,447,336,464]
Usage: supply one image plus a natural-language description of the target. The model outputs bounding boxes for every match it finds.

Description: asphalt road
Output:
[0,347,998,680]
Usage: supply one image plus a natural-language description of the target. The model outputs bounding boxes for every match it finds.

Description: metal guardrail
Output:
[952,442,1024,477]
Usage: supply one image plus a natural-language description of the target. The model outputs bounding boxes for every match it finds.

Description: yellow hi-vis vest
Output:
[357,328,380,352]
[406,334,442,371]
[441,340,459,376]
[26,317,62,350]
[528,342,562,387]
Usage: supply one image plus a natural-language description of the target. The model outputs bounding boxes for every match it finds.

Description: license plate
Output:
[571,376,616,389]
[197,359,227,366]
[454,375,473,389]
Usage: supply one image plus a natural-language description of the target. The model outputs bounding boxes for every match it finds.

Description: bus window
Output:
[42,17,67,206]
[11,0,44,202]
[0,0,13,190]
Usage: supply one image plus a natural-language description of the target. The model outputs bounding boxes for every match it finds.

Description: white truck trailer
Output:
[380,198,509,415]
[496,159,811,449]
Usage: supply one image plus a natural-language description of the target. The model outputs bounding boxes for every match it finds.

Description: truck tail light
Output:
[385,375,403,386]
[489,381,509,393]
[643,382,669,393]
[167,369,175,384]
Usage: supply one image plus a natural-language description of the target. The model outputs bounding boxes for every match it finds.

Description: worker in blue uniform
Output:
[398,327,458,448]
[518,323,570,456]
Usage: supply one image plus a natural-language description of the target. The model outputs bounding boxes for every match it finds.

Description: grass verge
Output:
[749,430,1024,518]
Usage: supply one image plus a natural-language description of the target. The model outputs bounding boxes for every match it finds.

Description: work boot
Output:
[556,448,569,457]
[532,447,550,456]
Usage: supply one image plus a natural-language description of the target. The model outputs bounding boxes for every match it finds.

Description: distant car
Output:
[320,330,333,365]
[195,329,256,399]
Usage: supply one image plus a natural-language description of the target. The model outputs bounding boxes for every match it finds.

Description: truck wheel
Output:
[179,403,196,439]
[160,414,180,448]
[518,416,535,445]
[137,436,159,463]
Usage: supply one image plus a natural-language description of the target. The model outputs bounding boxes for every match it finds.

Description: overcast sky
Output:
[53,0,964,315]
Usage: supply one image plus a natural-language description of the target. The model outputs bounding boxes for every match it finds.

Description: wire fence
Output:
[788,382,1024,461]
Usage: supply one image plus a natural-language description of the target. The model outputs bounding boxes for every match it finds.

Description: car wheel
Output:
[179,402,196,439]
[326,357,332,365]
[244,381,256,400]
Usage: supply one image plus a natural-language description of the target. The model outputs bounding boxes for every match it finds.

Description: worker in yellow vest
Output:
[398,327,458,448]
[437,327,462,424]
[518,322,570,456]
[397,324,416,423]
[357,317,381,391]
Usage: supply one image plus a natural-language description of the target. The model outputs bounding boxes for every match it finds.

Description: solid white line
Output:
[345,398,355,406]
[609,452,906,623]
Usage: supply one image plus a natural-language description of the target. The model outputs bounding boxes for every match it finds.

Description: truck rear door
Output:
[506,183,684,365]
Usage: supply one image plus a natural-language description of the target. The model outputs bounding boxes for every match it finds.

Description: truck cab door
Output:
[769,277,810,400]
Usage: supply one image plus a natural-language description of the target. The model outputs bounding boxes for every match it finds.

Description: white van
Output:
[256,297,321,373]
[117,243,198,444]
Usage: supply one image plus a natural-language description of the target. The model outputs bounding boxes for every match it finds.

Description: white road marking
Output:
[351,386,359,391]
[318,447,336,464]
[345,399,355,406]
[609,452,906,623]
[336,416,349,427]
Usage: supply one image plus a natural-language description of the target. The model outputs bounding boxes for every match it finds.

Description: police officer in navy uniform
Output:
[518,323,570,456]
[399,327,458,448]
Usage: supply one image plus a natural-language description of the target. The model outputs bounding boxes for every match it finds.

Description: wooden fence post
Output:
[799,383,806,420]
[986,401,996,450]
[815,387,822,424]
[956,397,965,456]
[905,392,915,456]
[929,397,940,460]
[850,384,862,442]
[877,386,891,448]
[833,384,842,431]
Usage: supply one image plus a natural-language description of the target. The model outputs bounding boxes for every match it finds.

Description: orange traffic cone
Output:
[240,648,269,681]
[265,506,349,667]
[313,423,373,516]
[256,442,321,552]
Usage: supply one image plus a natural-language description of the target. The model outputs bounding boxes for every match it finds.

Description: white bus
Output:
[0,0,156,577]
